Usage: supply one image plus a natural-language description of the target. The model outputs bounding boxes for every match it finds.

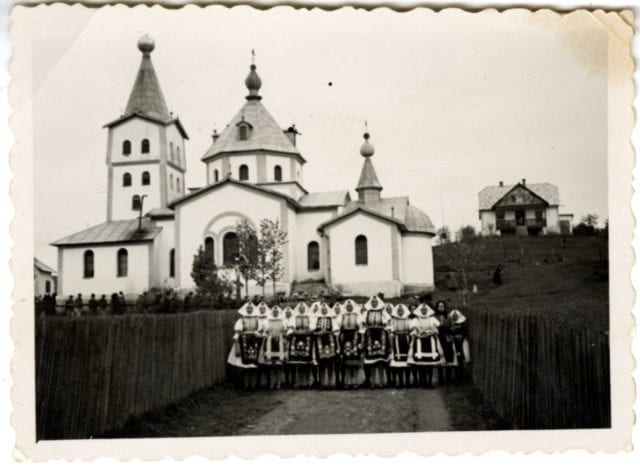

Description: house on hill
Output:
[478,179,573,236]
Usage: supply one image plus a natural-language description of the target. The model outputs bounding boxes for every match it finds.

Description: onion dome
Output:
[245,64,262,100]
[137,34,155,56]
[360,132,375,157]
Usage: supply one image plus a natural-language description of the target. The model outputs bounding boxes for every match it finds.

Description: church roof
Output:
[104,35,188,139]
[51,218,162,247]
[320,197,435,235]
[34,257,56,275]
[298,191,350,208]
[356,158,383,191]
[478,182,559,210]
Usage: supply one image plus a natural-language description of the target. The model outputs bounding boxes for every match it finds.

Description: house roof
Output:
[320,197,436,235]
[168,176,299,209]
[34,257,56,275]
[51,218,162,247]
[298,191,350,208]
[478,183,560,210]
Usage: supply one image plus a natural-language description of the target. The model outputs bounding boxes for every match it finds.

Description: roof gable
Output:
[493,184,548,208]
[479,183,559,210]
[318,206,402,233]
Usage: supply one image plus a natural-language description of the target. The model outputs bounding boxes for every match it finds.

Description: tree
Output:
[191,245,233,308]
[260,218,288,300]
[456,225,477,242]
[436,226,451,245]
[235,218,259,297]
[581,213,599,227]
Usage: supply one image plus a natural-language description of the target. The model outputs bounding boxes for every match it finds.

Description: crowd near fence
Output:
[468,308,610,429]
[35,310,238,440]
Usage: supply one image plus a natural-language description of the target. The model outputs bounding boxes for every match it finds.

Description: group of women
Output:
[227,295,470,390]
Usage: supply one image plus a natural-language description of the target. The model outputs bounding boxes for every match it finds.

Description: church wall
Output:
[166,166,186,202]
[150,219,176,289]
[111,164,162,221]
[294,209,336,282]
[206,160,223,185]
[175,184,287,290]
[165,124,186,170]
[58,244,150,297]
[227,155,258,183]
[265,155,302,183]
[109,118,163,164]
[401,233,434,290]
[325,212,401,297]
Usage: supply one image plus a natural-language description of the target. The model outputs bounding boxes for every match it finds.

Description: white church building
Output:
[52,36,436,298]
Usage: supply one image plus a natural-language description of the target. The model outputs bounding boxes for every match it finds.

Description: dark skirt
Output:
[239,333,262,366]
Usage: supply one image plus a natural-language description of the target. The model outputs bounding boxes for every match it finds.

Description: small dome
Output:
[360,132,375,157]
[404,205,436,234]
[138,35,155,54]
[245,64,262,97]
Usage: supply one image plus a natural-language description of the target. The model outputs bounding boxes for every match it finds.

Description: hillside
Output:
[432,235,609,332]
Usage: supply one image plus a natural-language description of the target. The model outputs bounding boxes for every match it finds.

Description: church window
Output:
[274,165,282,182]
[123,172,132,187]
[223,232,239,265]
[117,248,128,277]
[141,171,150,185]
[169,142,174,161]
[238,125,249,141]
[169,249,175,277]
[176,146,181,165]
[169,174,174,189]
[204,237,215,264]
[239,165,249,181]
[122,140,131,156]
[355,235,368,265]
[132,195,141,211]
[307,241,320,271]
[176,177,181,192]
[141,139,150,154]
[83,250,94,278]
[214,169,219,182]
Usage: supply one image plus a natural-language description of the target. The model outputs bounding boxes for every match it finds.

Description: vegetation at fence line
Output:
[191,245,234,308]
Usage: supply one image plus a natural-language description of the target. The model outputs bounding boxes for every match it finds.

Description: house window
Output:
[274,165,282,182]
[169,248,175,277]
[223,232,239,265]
[83,250,94,278]
[307,241,320,271]
[141,171,150,185]
[204,237,214,264]
[122,140,131,155]
[45,280,51,294]
[141,139,150,154]
[239,164,249,181]
[497,211,505,219]
[214,169,219,182]
[355,235,368,265]
[535,210,544,221]
[132,195,141,210]
[117,248,128,277]
[123,172,132,187]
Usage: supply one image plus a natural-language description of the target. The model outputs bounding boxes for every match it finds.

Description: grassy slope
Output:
[432,235,609,333]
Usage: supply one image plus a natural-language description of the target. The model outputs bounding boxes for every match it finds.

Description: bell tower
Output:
[104,35,189,221]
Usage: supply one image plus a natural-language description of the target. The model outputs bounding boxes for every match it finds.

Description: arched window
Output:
[223,232,239,265]
[176,177,181,192]
[238,125,249,141]
[141,171,150,185]
[307,241,320,271]
[132,195,141,211]
[239,164,249,181]
[176,146,181,165]
[123,172,132,187]
[214,169,219,182]
[141,139,150,154]
[83,250,94,278]
[122,140,131,156]
[169,248,175,278]
[169,174,174,189]
[355,235,368,265]
[274,165,282,182]
[204,237,215,264]
[169,142,174,161]
[117,248,128,277]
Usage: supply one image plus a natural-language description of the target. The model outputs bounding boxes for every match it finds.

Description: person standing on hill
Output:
[493,264,503,286]
[435,300,456,384]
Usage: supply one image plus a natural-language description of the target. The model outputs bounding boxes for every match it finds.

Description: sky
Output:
[18,5,611,267]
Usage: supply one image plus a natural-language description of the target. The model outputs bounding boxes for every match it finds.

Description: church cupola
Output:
[356,130,383,204]
[245,63,262,101]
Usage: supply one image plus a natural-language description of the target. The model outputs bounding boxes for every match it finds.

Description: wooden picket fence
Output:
[35,310,238,440]
[468,309,610,429]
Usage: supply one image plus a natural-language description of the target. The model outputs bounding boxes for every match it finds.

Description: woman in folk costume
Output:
[434,300,456,384]
[387,303,412,388]
[282,305,295,386]
[408,303,444,388]
[313,302,339,388]
[259,305,287,389]
[337,299,365,388]
[286,302,316,388]
[362,295,392,388]
[448,309,470,381]
[227,302,263,390]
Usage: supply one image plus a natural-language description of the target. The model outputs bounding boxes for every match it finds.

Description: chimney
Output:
[211,129,219,143]
[499,181,503,187]
[522,178,526,186]
[283,124,298,146]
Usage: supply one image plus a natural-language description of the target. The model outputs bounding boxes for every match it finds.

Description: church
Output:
[52,36,436,299]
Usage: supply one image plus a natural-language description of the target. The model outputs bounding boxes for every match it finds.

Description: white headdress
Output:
[282,305,294,319]
[238,302,257,317]
[416,303,435,317]
[342,298,361,314]
[294,302,309,316]
[332,302,343,316]
[308,301,322,316]
[394,303,410,318]
[256,301,271,318]
[364,295,384,311]
[318,302,333,317]
[269,305,283,319]
[449,309,467,324]
[383,302,395,317]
